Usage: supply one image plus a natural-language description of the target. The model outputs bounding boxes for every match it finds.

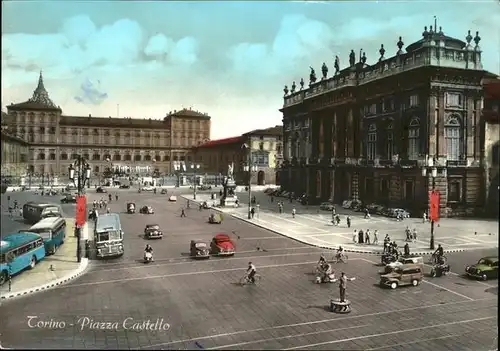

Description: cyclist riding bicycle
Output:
[318,254,327,265]
[433,244,444,263]
[247,262,257,283]
[335,246,344,260]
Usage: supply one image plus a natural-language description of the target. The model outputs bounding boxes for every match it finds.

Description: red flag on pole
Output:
[76,195,87,227]
[429,190,440,222]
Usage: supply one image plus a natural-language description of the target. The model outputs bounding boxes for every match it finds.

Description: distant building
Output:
[190,125,283,185]
[280,24,495,216]
[0,129,30,182]
[2,72,211,181]
[482,76,500,217]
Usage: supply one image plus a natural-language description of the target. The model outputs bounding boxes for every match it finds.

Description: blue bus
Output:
[0,232,46,286]
[23,202,62,224]
[28,217,67,255]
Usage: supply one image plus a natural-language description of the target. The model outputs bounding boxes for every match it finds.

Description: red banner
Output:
[429,190,440,222]
[76,195,87,227]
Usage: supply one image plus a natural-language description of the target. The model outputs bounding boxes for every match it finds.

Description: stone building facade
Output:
[0,129,30,181]
[190,125,283,185]
[2,72,211,180]
[482,76,500,217]
[280,25,492,216]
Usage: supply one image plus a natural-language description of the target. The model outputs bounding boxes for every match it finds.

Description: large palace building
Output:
[1,73,211,179]
[279,25,498,217]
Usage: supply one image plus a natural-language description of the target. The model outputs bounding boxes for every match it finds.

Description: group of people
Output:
[352,229,379,245]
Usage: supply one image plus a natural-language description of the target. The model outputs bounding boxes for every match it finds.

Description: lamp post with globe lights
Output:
[190,164,200,199]
[242,143,258,219]
[68,156,91,263]
[422,157,439,250]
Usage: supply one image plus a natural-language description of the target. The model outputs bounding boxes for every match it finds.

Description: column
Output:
[428,91,437,156]
[437,90,446,157]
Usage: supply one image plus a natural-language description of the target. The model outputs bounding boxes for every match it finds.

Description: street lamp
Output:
[422,158,438,250]
[242,143,258,219]
[26,166,32,189]
[190,164,200,200]
[68,156,91,263]
[173,162,182,187]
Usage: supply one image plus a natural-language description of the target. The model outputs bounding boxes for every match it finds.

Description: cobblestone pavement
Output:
[185,190,499,254]
[0,189,497,349]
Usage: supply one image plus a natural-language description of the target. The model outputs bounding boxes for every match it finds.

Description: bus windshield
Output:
[31,230,52,240]
[96,230,121,242]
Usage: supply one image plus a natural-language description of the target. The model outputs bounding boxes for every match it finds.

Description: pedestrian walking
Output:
[292,208,296,218]
[412,228,418,243]
[250,207,255,219]
[271,196,274,203]
[422,212,427,223]
[346,215,351,228]
[365,229,371,245]
[352,230,358,244]
[115,194,118,201]
[373,230,379,245]
[358,229,364,244]
[364,208,370,219]
[181,208,186,217]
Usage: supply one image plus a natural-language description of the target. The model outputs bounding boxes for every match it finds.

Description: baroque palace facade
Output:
[280,25,498,217]
[1,72,211,180]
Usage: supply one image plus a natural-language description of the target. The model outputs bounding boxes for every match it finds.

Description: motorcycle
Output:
[381,253,398,265]
[430,263,451,277]
[144,251,153,263]
[315,272,335,284]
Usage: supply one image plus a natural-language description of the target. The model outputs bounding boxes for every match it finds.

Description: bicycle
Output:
[333,253,348,264]
[429,253,447,264]
[239,273,261,285]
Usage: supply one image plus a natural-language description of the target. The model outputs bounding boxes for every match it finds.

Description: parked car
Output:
[319,202,334,211]
[168,195,177,202]
[465,256,498,281]
[210,234,235,256]
[119,184,130,189]
[96,187,107,193]
[144,224,163,239]
[379,264,424,289]
[142,186,155,192]
[60,194,77,203]
[139,206,155,214]
[190,240,210,259]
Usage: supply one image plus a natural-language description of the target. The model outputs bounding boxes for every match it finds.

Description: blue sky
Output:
[2,1,499,138]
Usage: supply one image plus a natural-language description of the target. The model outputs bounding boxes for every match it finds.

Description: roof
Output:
[196,136,243,149]
[166,108,211,120]
[0,232,43,254]
[8,71,61,112]
[29,217,64,230]
[243,125,282,137]
[60,115,170,129]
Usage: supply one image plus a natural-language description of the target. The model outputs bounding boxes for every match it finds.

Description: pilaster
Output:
[437,91,446,156]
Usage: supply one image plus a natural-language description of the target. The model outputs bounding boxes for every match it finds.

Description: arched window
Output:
[445,116,462,161]
[386,122,394,159]
[408,117,420,160]
[367,124,377,160]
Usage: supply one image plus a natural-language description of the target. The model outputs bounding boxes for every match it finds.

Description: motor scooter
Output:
[315,272,335,284]
[144,251,153,263]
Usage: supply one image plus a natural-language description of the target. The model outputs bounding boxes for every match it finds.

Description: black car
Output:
[144,224,163,239]
[119,184,130,189]
[61,194,77,203]
[96,187,107,193]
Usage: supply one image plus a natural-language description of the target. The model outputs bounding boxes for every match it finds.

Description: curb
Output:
[181,196,470,257]
[0,258,89,301]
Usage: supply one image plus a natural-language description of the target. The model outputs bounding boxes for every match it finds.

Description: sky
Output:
[2,1,500,139]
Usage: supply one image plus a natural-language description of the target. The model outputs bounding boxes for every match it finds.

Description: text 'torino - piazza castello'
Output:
[279,24,500,217]
[1,72,211,177]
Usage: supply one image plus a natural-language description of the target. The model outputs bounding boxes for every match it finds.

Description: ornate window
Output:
[39,127,45,134]
[71,153,78,160]
[445,93,462,107]
[37,153,45,160]
[83,129,89,136]
[134,154,142,161]
[409,94,419,107]
[125,132,131,138]
[60,153,68,160]
[367,124,377,160]
[115,131,120,138]
[104,130,110,136]
[408,117,420,160]
[145,155,152,161]
[135,131,141,138]
[385,122,394,159]
[104,154,111,161]
[92,154,100,161]
[72,129,78,135]
[93,129,99,135]
[49,127,56,134]
[83,153,90,160]
[445,116,462,161]
[49,153,56,160]
[448,178,462,202]
[155,155,161,162]
[124,154,132,161]
[163,155,170,162]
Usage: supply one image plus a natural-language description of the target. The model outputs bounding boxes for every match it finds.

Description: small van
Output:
[379,264,424,289]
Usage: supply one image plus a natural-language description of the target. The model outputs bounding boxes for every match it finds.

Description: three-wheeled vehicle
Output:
[144,224,163,239]
[127,203,136,214]
[140,206,155,214]
[190,240,210,259]
[208,213,223,224]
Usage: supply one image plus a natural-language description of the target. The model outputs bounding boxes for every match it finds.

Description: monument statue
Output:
[309,67,317,84]
[349,50,356,67]
[228,162,234,179]
[334,56,340,74]
[321,62,328,79]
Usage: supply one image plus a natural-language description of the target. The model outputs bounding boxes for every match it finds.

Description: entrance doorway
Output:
[257,171,265,185]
